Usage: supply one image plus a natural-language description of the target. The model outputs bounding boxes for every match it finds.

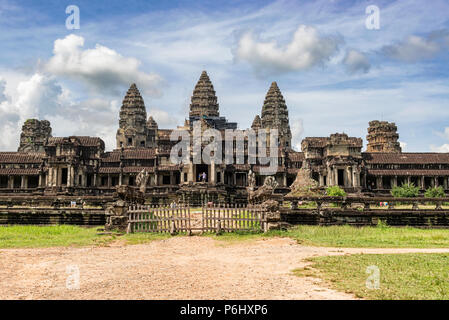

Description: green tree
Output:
[326,186,347,197]
[424,186,445,198]
[391,183,419,198]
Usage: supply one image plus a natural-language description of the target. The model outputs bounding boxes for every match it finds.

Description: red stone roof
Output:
[0,152,44,164]
[47,136,104,147]
[124,166,156,173]
[0,168,40,175]
[288,152,304,162]
[157,165,180,171]
[363,153,449,164]
[102,149,156,162]
[367,169,449,176]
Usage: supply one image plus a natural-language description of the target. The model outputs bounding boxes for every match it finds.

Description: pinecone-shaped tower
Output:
[116,84,149,149]
[366,120,402,153]
[189,71,219,118]
[260,82,292,149]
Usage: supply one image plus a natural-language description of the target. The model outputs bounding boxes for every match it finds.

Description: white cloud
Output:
[148,108,181,128]
[291,118,304,152]
[0,73,64,150]
[430,144,449,152]
[45,34,163,96]
[382,35,440,62]
[342,49,370,74]
[399,141,407,151]
[235,25,341,74]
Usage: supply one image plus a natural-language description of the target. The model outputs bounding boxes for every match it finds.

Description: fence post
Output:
[170,216,177,235]
[216,219,222,235]
[263,212,268,233]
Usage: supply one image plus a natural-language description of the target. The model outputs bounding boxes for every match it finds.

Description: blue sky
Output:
[0,0,449,152]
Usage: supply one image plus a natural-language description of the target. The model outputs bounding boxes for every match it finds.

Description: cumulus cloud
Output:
[430,127,449,153]
[45,34,163,96]
[430,144,449,152]
[382,35,440,62]
[0,72,123,151]
[148,108,181,128]
[291,118,304,151]
[399,141,407,151]
[342,49,370,74]
[235,25,342,74]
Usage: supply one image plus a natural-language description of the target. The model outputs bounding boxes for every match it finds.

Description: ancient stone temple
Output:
[0,70,448,203]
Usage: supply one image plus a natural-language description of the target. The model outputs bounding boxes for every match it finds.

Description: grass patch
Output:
[0,225,114,248]
[294,253,449,299]
[0,225,173,248]
[276,225,449,248]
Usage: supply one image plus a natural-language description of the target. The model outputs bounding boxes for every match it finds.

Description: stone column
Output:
[67,165,72,187]
[211,161,216,184]
[444,177,448,190]
[21,176,26,189]
[180,171,185,183]
[376,176,383,190]
[170,171,174,185]
[53,168,58,187]
[107,174,111,188]
[435,177,439,187]
[333,168,338,186]
[220,171,225,185]
[8,176,13,189]
[319,174,324,187]
[188,163,194,183]
[283,173,287,187]
[346,166,352,187]
[233,172,237,185]
[93,173,97,187]
[421,176,425,190]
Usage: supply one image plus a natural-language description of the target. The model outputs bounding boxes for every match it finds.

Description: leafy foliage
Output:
[424,186,445,198]
[325,186,347,197]
[391,183,419,198]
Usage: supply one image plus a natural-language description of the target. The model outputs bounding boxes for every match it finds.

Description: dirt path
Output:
[1,237,449,300]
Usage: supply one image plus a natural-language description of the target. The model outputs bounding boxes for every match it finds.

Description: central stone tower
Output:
[260,82,292,149]
[189,71,220,118]
[116,84,150,149]
[188,71,236,130]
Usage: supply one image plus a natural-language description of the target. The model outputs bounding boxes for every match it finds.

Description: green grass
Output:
[273,224,449,248]
[294,253,449,299]
[0,225,171,248]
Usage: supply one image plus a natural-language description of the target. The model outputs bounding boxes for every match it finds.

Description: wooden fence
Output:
[202,204,267,233]
[127,205,191,233]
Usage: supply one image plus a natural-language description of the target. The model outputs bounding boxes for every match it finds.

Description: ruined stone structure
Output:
[366,120,402,153]
[18,119,52,153]
[0,71,448,203]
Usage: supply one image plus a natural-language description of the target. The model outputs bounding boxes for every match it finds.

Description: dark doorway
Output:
[337,169,344,186]
[0,176,7,188]
[13,176,21,188]
[196,164,209,182]
[438,177,445,187]
[162,175,170,185]
[28,176,39,188]
[424,177,432,189]
[382,176,391,189]
[61,168,68,185]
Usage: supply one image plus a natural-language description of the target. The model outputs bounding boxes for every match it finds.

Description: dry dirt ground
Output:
[2,236,449,300]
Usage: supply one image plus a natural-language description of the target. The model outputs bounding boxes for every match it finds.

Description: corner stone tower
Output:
[260,82,292,149]
[18,119,52,153]
[189,71,219,118]
[116,84,149,149]
[366,120,402,153]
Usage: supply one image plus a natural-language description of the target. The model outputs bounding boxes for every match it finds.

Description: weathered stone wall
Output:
[18,119,52,153]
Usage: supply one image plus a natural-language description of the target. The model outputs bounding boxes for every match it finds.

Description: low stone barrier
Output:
[281,196,449,228]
